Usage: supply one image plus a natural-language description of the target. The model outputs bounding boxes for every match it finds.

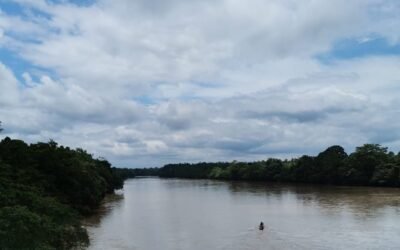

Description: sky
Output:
[0,0,400,167]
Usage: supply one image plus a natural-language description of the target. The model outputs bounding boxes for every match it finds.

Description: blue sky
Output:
[0,0,400,167]
[317,36,400,64]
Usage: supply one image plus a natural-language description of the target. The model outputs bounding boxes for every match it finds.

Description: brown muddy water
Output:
[84,177,400,250]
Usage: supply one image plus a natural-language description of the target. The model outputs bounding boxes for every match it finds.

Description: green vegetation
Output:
[159,144,400,187]
[0,134,128,249]
[131,167,162,176]
[111,167,158,179]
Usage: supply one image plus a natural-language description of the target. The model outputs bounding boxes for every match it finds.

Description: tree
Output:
[0,121,3,133]
[345,144,390,184]
[316,145,348,184]
[370,163,400,186]
[263,159,283,181]
[0,137,124,248]
[291,155,317,182]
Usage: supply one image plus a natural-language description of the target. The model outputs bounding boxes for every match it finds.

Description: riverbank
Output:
[157,144,400,187]
[0,137,126,249]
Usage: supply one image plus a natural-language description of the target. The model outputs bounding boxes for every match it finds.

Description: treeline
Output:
[111,167,158,179]
[0,137,126,249]
[112,167,137,180]
[159,144,400,187]
[132,167,160,176]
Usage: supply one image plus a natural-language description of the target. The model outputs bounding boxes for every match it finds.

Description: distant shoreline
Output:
[128,144,400,188]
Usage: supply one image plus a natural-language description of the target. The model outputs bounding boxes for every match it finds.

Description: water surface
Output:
[85,178,400,249]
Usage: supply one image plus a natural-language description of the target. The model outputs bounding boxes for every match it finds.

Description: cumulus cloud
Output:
[0,0,400,167]
[0,63,20,104]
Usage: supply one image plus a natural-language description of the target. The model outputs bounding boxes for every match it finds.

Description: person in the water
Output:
[259,222,264,230]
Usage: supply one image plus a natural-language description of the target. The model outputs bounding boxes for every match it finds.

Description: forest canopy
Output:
[0,135,128,249]
[159,144,400,187]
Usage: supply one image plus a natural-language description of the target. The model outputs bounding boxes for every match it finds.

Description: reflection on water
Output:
[86,178,400,250]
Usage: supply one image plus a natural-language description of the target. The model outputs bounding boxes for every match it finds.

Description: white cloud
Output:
[0,0,400,167]
[0,63,20,105]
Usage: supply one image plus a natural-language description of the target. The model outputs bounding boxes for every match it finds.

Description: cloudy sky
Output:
[0,0,400,167]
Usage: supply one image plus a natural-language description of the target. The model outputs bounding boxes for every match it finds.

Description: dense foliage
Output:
[131,167,161,176]
[159,144,400,187]
[112,167,137,180]
[0,136,125,249]
[111,167,158,179]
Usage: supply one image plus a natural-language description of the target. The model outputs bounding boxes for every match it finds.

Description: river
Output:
[85,177,400,250]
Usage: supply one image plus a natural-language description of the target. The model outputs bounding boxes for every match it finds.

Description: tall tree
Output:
[316,145,348,184]
[344,144,389,184]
